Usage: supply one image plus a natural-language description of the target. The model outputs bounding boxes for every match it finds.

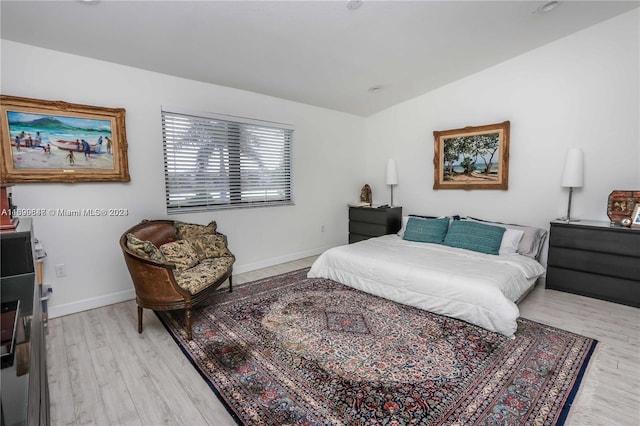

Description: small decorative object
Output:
[621,217,632,227]
[559,148,584,222]
[0,95,130,183]
[631,204,640,229]
[360,184,372,206]
[607,190,640,225]
[386,159,398,206]
[433,121,509,190]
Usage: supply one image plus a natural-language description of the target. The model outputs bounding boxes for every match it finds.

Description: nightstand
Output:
[348,206,402,244]
[546,220,640,307]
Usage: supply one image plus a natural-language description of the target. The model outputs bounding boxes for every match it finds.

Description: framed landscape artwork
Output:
[433,121,510,190]
[0,95,130,183]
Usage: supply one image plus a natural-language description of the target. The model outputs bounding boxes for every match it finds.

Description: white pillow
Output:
[499,228,525,255]
[397,216,410,238]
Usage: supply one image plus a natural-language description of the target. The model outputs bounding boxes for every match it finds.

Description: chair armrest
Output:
[121,249,189,303]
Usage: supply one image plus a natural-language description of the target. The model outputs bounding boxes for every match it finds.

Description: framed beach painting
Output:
[433,121,510,190]
[0,95,130,183]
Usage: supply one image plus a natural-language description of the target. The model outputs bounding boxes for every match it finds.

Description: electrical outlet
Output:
[55,264,66,277]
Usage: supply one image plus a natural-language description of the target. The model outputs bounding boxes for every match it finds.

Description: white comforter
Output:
[307,235,545,336]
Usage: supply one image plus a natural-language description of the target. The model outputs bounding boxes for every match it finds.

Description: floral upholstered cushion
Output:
[174,257,234,294]
[187,234,233,260]
[159,240,199,270]
[126,233,166,263]
[175,221,217,240]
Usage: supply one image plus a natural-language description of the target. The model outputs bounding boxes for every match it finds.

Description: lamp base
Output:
[557,217,580,223]
[560,187,580,224]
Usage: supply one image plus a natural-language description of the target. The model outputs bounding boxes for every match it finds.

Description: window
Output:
[162,107,294,213]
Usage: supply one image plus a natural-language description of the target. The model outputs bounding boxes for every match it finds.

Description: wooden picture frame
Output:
[1,95,130,183]
[607,190,640,225]
[631,205,640,229]
[433,121,509,190]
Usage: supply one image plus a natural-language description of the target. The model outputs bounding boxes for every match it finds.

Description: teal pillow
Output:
[443,220,506,255]
[402,217,449,244]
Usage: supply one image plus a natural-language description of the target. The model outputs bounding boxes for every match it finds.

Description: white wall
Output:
[364,10,639,237]
[1,40,364,318]
[2,9,638,317]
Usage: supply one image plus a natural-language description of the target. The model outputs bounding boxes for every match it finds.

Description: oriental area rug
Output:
[156,268,597,426]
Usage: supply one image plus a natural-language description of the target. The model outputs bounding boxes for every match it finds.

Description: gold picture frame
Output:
[433,121,509,190]
[1,95,130,183]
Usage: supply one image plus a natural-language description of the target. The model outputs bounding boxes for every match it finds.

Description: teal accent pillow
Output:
[443,220,506,255]
[402,217,449,244]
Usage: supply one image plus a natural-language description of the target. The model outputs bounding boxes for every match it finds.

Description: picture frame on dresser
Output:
[606,190,640,225]
[631,205,640,229]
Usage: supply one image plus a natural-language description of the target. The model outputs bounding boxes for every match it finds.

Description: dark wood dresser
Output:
[348,206,402,244]
[546,220,640,307]
[1,218,50,425]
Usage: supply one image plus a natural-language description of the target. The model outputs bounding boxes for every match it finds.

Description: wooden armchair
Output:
[119,219,234,340]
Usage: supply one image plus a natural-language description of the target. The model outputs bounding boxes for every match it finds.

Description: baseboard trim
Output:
[232,245,333,275]
[48,244,336,319]
[49,288,136,319]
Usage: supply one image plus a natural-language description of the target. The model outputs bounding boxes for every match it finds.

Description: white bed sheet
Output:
[307,234,545,336]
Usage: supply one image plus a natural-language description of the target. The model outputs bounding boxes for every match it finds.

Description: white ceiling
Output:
[1,1,638,116]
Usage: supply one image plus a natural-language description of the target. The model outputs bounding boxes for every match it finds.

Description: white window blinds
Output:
[162,107,294,213]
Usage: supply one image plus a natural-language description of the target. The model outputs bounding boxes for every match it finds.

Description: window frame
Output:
[161,106,294,214]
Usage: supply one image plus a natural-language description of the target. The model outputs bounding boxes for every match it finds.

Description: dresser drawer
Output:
[349,233,371,244]
[549,224,640,257]
[546,266,640,307]
[348,207,402,244]
[349,221,387,237]
[547,246,640,281]
[349,208,389,225]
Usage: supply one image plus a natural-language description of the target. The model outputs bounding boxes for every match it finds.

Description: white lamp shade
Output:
[561,148,584,188]
[386,159,398,185]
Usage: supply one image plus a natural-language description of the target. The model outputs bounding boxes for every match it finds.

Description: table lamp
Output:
[560,148,584,222]
[386,159,398,207]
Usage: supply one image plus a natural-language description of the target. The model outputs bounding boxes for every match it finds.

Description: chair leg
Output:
[228,275,233,293]
[186,306,193,340]
[137,306,143,334]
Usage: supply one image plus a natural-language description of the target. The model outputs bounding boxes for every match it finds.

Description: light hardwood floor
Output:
[47,256,639,425]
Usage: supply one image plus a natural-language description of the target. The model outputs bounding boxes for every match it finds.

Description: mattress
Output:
[307,234,545,336]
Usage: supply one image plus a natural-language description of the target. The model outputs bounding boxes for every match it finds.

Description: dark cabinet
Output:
[1,220,36,316]
[546,220,640,307]
[1,219,35,278]
[349,207,402,244]
[1,218,50,425]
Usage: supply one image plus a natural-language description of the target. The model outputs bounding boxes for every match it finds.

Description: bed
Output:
[307,216,547,336]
